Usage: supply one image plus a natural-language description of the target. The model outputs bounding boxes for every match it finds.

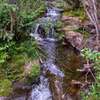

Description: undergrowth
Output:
[81,48,100,100]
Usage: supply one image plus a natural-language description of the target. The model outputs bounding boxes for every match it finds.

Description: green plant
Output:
[15,40,39,59]
[81,48,100,65]
[0,0,43,96]
[81,48,100,99]
[0,0,46,40]
[0,42,14,64]
[30,64,40,78]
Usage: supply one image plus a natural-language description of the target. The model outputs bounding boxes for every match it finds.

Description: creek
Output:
[29,5,85,100]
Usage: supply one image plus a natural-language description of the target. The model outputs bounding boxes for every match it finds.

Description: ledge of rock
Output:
[64,31,83,50]
[61,16,82,32]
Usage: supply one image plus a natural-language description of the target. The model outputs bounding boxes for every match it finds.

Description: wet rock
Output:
[10,96,26,100]
[64,31,83,50]
[13,82,31,89]
[0,97,7,100]
[8,82,32,100]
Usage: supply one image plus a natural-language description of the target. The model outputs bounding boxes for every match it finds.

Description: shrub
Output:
[0,0,46,40]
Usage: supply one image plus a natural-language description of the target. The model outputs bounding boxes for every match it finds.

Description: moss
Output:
[74,27,90,38]
[0,79,12,96]
[25,64,40,84]
[30,64,40,78]
[63,8,87,21]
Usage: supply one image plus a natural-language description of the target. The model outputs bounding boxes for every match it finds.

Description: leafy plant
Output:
[0,0,46,40]
[81,48,100,99]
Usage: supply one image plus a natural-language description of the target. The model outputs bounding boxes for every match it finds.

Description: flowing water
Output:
[29,6,85,100]
[8,2,95,100]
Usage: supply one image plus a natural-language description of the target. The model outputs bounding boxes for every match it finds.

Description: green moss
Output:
[25,64,40,83]
[30,64,40,78]
[63,8,87,21]
[0,79,12,96]
[74,28,89,38]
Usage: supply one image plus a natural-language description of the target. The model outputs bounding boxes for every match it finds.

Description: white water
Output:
[30,6,63,100]
[31,76,52,100]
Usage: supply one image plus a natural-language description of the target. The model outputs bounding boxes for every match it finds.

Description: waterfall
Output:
[31,76,52,100]
[30,6,64,100]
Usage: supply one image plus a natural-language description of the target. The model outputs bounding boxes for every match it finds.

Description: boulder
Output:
[61,16,82,32]
[64,31,83,50]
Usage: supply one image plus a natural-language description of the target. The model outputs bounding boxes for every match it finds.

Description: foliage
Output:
[0,79,12,96]
[28,64,40,82]
[14,40,39,59]
[0,0,46,40]
[81,48,100,65]
[81,48,100,100]
[0,40,39,80]
[0,41,14,64]
[0,40,40,96]
[0,0,43,96]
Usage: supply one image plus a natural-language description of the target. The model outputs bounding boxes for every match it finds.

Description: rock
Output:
[0,97,7,100]
[64,31,83,50]
[47,0,81,10]
[11,96,26,100]
[7,82,32,100]
[61,16,82,31]
[13,82,32,91]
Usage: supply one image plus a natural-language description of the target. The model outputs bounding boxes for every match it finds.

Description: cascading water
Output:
[31,76,52,100]
[30,1,92,100]
[30,5,64,100]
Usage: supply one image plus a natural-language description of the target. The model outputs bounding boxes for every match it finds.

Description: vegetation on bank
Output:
[0,0,45,96]
[81,48,100,100]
